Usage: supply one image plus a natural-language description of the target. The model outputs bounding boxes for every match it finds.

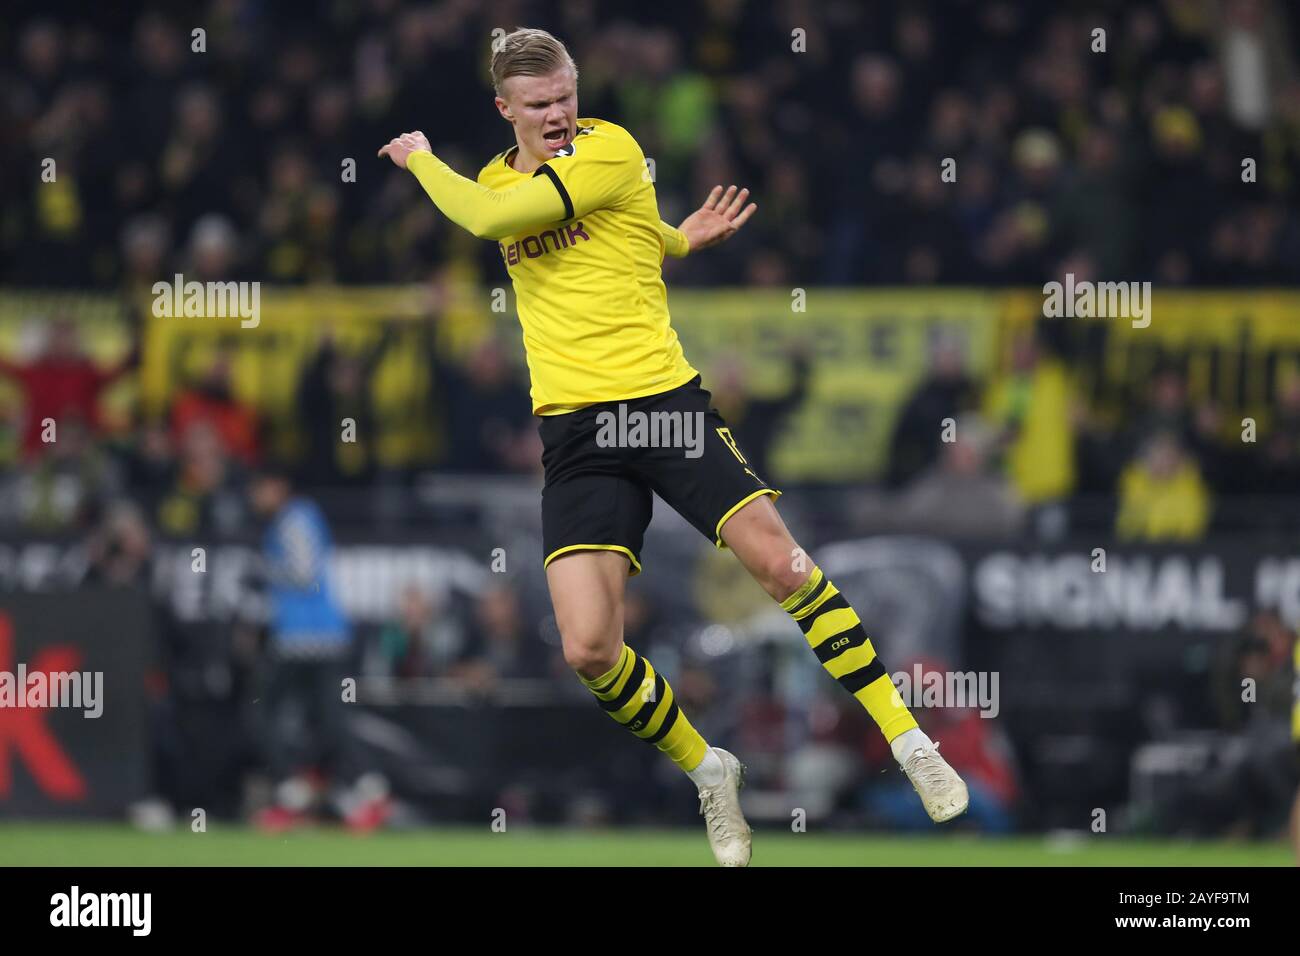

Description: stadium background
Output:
[1,0,1298,864]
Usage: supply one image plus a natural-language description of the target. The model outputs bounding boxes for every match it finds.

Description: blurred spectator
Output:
[431,335,536,474]
[186,214,243,282]
[1142,611,1299,837]
[708,351,810,480]
[155,419,247,537]
[616,28,715,188]
[14,413,119,531]
[888,334,978,488]
[368,583,468,680]
[456,585,552,689]
[114,415,175,516]
[120,215,171,300]
[169,350,260,467]
[1115,431,1212,541]
[982,328,1077,512]
[296,331,389,486]
[83,500,153,587]
[893,414,1025,539]
[0,316,137,460]
[1213,611,1295,731]
[1263,373,1300,492]
[246,462,379,830]
[1122,364,1226,482]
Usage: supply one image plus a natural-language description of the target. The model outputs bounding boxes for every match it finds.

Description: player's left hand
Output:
[677,185,757,253]
[377,131,432,169]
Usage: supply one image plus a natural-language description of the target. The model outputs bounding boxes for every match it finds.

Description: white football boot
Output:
[901,741,970,823]
[697,748,752,866]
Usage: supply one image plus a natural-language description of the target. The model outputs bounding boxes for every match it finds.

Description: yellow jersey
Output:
[407,117,696,414]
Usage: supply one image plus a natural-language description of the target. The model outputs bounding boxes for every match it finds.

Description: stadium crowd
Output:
[2,0,1297,536]
[4,0,1299,290]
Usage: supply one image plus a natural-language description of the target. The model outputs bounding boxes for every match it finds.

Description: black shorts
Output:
[539,375,780,575]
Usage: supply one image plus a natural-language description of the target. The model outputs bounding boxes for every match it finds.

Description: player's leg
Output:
[547,547,708,771]
[545,546,628,680]
[719,494,969,822]
[633,375,966,823]
[719,495,916,739]
[539,401,749,865]
[545,546,749,865]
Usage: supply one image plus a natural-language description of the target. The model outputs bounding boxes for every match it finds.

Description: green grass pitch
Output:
[0,824,1291,866]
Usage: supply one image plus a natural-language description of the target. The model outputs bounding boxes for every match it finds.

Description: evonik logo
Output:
[500,222,591,265]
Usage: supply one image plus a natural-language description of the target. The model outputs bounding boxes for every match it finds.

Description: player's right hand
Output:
[377,131,432,169]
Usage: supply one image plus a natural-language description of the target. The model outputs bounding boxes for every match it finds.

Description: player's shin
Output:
[579,644,712,775]
[780,565,919,744]
[782,564,969,822]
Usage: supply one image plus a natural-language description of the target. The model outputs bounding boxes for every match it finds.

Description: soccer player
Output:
[379,27,967,865]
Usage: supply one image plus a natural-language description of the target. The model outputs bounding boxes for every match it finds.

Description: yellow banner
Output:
[3,287,1297,477]
[1001,288,1300,432]
[669,289,1003,480]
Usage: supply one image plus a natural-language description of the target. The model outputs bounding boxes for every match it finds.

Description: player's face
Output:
[497,68,578,162]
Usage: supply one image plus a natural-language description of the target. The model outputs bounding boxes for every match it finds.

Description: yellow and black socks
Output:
[782,566,919,744]
[580,644,711,776]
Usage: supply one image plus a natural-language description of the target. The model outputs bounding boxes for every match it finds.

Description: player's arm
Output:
[670,185,758,255]
[379,132,566,240]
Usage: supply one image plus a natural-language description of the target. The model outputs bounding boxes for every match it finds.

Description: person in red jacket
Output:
[0,316,138,460]
[168,350,261,467]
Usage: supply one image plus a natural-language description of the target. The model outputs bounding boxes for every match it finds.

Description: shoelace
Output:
[905,743,953,790]
[698,788,735,841]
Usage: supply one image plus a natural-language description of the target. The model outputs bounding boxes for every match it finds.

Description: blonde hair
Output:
[490,28,578,97]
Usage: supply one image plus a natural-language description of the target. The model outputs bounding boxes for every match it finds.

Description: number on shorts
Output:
[716,427,748,464]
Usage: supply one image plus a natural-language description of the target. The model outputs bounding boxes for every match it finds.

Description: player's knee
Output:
[558,623,622,679]
[563,642,622,680]
[757,550,809,603]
